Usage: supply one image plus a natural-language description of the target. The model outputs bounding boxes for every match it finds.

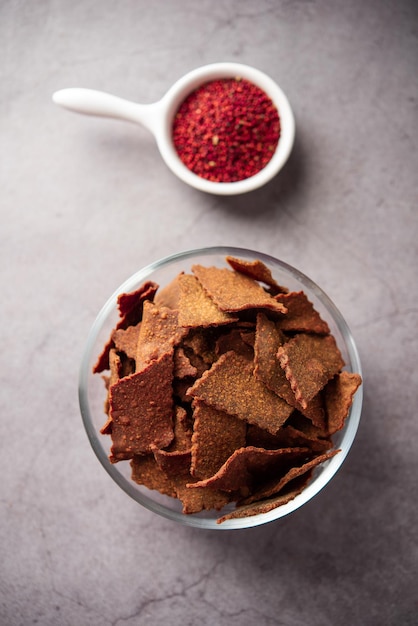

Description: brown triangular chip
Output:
[108,352,174,462]
[277,333,345,409]
[93,281,158,373]
[324,371,362,435]
[189,446,309,494]
[238,449,340,506]
[190,399,247,480]
[136,301,188,367]
[187,351,294,435]
[226,256,288,292]
[254,313,326,427]
[254,312,292,399]
[117,281,159,319]
[192,264,287,314]
[178,273,238,327]
[275,291,330,334]
[216,475,310,524]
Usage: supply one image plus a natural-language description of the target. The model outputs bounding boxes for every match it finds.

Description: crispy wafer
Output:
[136,301,188,367]
[217,476,310,523]
[191,399,247,480]
[277,333,345,409]
[225,255,287,292]
[93,281,158,373]
[254,313,326,427]
[108,352,174,461]
[188,446,309,494]
[192,264,287,314]
[187,351,294,434]
[324,371,362,435]
[178,273,238,327]
[238,449,339,506]
[275,291,330,334]
[117,281,159,319]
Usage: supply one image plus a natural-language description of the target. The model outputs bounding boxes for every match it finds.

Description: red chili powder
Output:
[172,77,281,183]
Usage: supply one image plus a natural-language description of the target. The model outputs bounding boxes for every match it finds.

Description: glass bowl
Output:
[79,247,363,530]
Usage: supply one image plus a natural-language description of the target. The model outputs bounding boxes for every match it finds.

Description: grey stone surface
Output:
[1,1,417,624]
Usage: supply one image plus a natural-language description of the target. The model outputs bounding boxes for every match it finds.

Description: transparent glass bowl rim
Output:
[79,246,363,530]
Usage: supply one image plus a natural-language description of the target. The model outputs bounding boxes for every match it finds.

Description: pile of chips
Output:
[93,256,362,523]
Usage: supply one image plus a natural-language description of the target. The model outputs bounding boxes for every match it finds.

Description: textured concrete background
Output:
[1,1,417,625]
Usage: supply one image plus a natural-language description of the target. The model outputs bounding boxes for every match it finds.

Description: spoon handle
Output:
[52,88,160,135]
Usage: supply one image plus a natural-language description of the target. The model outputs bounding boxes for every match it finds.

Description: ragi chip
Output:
[187,350,294,435]
[117,281,159,321]
[93,281,158,373]
[254,313,325,427]
[278,425,333,454]
[275,291,330,334]
[324,371,362,435]
[238,449,339,506]
[177,273,238,327]
[191,264,288,314]
[217,476,310,524]
[253,312,292,399]
[136,301,188,367]
[177,481,231,515]
[182,329,217,367]
[191,399,247,480]
[225,255,287,292]
[108,352,174,462]
[277,333,345,409]
[189,446,309,495]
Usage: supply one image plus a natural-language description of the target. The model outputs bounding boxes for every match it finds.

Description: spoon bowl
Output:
[53,62,295,195]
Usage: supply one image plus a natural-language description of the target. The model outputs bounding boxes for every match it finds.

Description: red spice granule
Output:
[172,77,281,183]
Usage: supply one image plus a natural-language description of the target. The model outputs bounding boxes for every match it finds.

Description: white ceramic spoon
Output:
[52,62,295,195]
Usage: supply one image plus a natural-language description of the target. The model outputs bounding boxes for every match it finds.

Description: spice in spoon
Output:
[172,77,281,183]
